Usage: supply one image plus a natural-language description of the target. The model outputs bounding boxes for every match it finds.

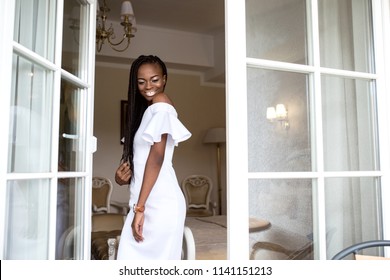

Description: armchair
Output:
[181,175,217,217]
[332,240,390,260]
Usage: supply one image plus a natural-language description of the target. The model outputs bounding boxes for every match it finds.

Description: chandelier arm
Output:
[96,40,104,52]
[107,34,127,46]
[107,37,131,52]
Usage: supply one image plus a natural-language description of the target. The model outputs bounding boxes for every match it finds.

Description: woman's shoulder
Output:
[152,92,173,105]
[149,93,176,112]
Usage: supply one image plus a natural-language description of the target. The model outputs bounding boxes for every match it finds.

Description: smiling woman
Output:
[115,55,192,260]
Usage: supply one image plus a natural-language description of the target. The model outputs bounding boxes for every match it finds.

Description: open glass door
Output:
[226,0,390,260]
[1,0,96,260]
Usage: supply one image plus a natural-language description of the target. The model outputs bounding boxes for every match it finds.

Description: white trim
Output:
[373,0,390,252]
[0,0,16,261]
[5,172,89,180]
[61,70,90,89]
[225,0,249,260]
[306,0,326,260]
[82,0,99,260]
[13,42,59,71]
[382,1,390,252]
[247,57,378,80]
[47,0,65,260]
[248,171,383,179]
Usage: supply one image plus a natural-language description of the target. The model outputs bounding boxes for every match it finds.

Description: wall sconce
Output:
[266,104,289,129]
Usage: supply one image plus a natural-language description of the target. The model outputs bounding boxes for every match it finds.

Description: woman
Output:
[115,55,191,260]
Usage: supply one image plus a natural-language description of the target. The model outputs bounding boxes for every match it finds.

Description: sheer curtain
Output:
[319,0,381,258]
[6,0,55,259]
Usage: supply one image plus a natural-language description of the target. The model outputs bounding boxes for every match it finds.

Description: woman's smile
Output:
[145,91,156,97]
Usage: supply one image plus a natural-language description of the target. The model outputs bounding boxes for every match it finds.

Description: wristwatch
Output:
[133,204,145,213]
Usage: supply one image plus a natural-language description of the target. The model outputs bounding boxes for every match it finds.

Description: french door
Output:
[0,0,97,260]
[226,0,390,260]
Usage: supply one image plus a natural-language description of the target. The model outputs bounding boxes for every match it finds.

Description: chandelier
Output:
[96,0,137,52]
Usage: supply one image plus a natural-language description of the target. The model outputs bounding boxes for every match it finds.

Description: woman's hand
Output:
[131,212,145,242]
[115,162,131,185]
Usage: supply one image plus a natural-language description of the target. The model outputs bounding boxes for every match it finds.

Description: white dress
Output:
[117,102,191,260]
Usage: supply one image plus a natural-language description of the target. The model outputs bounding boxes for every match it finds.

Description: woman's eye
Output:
[151,79,159,83]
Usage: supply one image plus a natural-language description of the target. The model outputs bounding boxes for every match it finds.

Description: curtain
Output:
[319,0,380,258]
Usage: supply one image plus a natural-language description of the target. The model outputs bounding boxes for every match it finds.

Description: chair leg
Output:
[182,226,196,260]
[107,238,118,260]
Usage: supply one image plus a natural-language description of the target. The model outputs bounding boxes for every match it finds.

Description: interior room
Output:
[88,0,228,260]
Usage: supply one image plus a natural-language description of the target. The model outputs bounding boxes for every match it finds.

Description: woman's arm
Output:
[132,133,168,242]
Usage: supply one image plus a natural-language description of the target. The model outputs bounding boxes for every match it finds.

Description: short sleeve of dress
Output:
[142,103,191,146]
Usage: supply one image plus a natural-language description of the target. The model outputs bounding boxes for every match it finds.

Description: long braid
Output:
[121,55,168,181]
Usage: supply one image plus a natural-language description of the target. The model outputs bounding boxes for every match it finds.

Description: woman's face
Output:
[137,63,166,101]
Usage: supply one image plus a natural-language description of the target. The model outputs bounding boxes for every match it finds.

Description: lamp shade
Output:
[203,127,226,144]
[266,107,276,120]
[275,104,287,118]
[121,1,134,16]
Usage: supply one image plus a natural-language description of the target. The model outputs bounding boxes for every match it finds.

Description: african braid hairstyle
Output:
[121,55,168,181]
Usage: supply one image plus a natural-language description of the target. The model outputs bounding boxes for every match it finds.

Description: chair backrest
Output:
[332,240,390,260]
[92,177,113,214]
[181,175,212,210]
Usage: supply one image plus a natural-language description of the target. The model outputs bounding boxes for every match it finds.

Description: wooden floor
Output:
[185,215,227,260]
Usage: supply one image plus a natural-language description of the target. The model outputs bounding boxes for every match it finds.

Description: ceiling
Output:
[97,0,225,83]
[106,0,225,35]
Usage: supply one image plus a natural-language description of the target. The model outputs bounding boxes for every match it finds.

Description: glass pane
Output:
[318,0,374,73]
[5,179,50,259]
[322,76,378,171]
[58,79,86,172]
[247,68,312,172]
[13,0,56,61]
[246,0,308,64]
[325,177,382,259]
[62,0,90,77]
[56,178,82,260]
[249,179,313,260]
[8,55,54,173]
